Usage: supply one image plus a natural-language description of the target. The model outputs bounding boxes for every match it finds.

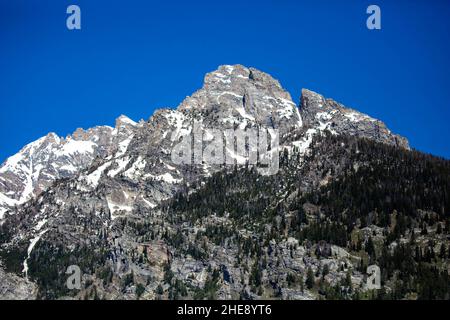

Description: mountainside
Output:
[0,65,448,300]
[299,88,409,149]
[0,115,142,219]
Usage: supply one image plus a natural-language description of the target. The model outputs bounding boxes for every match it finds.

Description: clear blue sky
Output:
[1,0,449,162]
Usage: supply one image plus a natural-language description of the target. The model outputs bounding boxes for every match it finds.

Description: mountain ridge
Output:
[0,65,409,219]
[3,65,438,301]
[0,114,142,219]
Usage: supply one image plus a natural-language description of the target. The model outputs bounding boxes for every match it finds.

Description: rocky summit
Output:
[0,65,448,300]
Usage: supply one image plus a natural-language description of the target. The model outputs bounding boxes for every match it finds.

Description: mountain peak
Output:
[115,115,137,128]
[178,65,302,130]
[203,64,283,90]
[301,88,324,106]
[299,88,409,149]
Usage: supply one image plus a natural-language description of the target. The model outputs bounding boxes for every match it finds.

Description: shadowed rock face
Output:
[0,65,412,300]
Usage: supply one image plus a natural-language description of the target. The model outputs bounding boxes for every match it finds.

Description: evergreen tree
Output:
[306,267,315,289]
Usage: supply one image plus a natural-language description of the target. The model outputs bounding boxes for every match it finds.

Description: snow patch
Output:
[22,229,49,277]
[107,197,133,220]
[108,157,130,178]
[116,135,134,157]
[83,161,111,188]
[57,139,96,156]
[0,192,18,207]
[235,106,255,121]
[59,164,77,172]
[34,218,48,231]
[0,207,8,220]
[145,172,182,184]
[142,198,157,209]
[117,115,137,126]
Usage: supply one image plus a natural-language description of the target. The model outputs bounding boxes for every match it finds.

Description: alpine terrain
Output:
[0,65,449,300]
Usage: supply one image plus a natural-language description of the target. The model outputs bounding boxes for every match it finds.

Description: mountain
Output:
[0,64,406,222]
[299,88,409,150]
[0,115,142,219]
[0,65,448,300]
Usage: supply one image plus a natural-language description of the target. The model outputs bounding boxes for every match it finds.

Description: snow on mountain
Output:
[0,65,414,299]
[283,88,409,157]
[0,65,409,222]
[0,115,142,219]
[299,88,409,149]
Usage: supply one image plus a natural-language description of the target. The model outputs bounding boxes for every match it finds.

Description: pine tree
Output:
[436,223,442,234]
[250,260,262,288]
[299,275,304,293]
[306,267,315,289]
[136,283,145,298]
[439,243,446,259]
[345,270,352,290]
[366,236,376,259]
[156,284,164,295]
[322,264,330,278]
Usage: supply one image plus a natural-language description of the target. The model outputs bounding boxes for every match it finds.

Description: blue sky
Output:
[1,0,449,162]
